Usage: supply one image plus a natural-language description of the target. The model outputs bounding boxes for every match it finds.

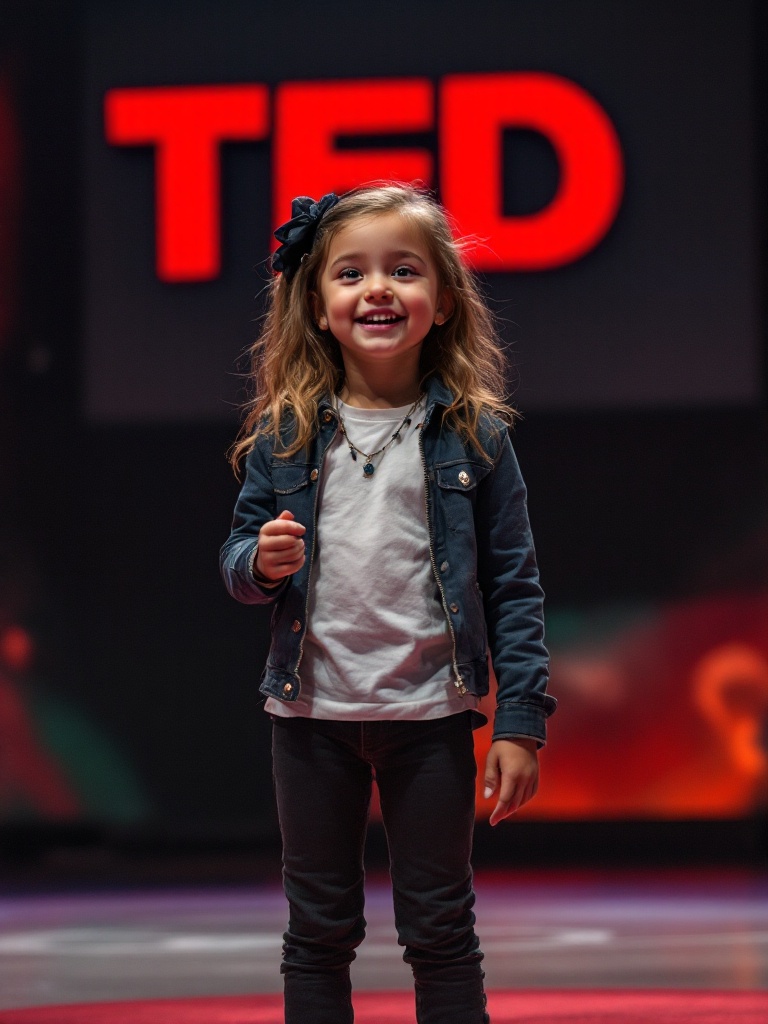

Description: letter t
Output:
[105,85,269,281]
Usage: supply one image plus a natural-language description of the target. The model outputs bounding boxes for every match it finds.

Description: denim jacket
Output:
[220,376,556,744]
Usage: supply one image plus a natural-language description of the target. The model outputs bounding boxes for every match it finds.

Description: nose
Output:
[365,276,392,301]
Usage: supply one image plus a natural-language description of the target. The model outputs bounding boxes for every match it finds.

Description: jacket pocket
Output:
[435,460,489,492]
[271,465,313,495]
[435,460,489,535]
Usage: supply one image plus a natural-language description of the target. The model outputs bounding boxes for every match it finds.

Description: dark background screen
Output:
[1,0,766,855]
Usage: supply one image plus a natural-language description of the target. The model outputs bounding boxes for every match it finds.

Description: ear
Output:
[311,292,328,331]
[434,287,455,326]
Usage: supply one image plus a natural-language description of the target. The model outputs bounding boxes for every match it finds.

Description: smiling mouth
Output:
[355,313,405,325]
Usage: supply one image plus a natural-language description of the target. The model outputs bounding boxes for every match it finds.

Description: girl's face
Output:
[315,211,449,379]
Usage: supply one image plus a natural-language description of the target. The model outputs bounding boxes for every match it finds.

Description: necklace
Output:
[334,394,424,478]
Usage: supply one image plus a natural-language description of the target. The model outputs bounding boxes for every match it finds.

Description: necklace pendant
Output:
[363,461,375,477]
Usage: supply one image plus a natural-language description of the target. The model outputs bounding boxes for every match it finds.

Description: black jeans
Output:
[271,712,490,1024]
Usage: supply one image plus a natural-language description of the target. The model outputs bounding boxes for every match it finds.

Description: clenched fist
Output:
[254,510,307,582]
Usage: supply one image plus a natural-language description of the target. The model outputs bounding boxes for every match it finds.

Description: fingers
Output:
[259,531,305,554]
[256,540,305,580]
[484,741,540,827]
[256,512,307,581]
[261,510,306,537]
[489,775,538,827]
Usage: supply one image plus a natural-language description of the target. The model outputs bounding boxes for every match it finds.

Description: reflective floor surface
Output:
[1,869,767,1009]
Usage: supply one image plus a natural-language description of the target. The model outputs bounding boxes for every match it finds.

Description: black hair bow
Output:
[272,192,340,281]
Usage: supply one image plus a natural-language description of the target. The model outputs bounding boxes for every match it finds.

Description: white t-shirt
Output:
[265,398,477,721]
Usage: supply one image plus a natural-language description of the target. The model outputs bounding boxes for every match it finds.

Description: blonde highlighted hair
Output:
[229,183,517,472]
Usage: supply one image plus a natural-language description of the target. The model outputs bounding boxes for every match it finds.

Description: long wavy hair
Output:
[229,183,517,472]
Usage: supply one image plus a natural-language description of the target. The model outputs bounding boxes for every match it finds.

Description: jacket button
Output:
[323,410,333,423]
[458,470,471,487]
[310,468,319,481]
[291,619,302,633]
[440,561,449,572]
[449,602,459,613]
[283,682,293,695]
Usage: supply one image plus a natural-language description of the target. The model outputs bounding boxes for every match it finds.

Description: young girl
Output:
[220,184,555,1024]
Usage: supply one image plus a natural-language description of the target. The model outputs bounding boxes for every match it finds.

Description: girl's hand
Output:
[255,510,306,581]
[483,738,539,826]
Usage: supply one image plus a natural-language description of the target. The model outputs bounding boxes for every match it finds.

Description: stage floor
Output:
[1,869,767,1010]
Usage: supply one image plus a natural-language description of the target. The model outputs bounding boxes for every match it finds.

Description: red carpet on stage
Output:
[0,991,767,1024]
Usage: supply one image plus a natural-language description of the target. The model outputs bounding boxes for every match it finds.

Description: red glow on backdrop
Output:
[0,627,81,819]
[105,85,269,280]
[105,73,623,282]
[471,593,768,821]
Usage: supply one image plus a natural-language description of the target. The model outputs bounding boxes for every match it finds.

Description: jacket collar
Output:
[423,374,453,411]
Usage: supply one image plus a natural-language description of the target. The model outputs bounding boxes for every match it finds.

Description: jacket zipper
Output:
[418,415,467,696]
[294,416,339,677]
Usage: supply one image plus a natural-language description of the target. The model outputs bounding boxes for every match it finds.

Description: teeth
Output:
[363,314,398,323]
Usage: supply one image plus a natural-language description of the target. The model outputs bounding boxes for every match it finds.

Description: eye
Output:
[338,268,361,280]
[392,265,417,278]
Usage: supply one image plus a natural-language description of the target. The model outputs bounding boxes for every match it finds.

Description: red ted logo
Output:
[105,74,624,282]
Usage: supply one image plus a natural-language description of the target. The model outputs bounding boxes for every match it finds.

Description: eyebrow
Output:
[328,249,428,270]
